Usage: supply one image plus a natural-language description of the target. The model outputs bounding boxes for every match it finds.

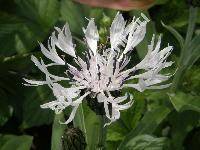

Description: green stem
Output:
[51,113,66,150]
[97,115,107,150]
[184,7,198,47]
[73,104,88,145]
[172,6,197,90]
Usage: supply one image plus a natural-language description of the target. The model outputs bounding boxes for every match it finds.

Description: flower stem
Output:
[73,103,88,144]
[184,6,198,47]
[51,113,66,150]
[97,115,107,150]
[172,6,197,90]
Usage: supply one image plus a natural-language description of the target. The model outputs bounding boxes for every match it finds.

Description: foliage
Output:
[0,134,33,150]
[0,0,199,149]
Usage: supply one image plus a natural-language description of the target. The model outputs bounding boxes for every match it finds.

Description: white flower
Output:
[24,12,173,125]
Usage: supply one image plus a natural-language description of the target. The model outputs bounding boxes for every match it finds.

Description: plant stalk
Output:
[97,115,107,150]
[172,6,198,90]
[51,113,66,150]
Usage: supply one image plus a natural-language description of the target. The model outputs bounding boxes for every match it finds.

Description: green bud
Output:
[62,127,86,150]
[99,28,108,44]
[100,14,111,27]
[99,14,111,44]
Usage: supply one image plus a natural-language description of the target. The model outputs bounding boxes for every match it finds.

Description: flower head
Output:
[24,12,173,125]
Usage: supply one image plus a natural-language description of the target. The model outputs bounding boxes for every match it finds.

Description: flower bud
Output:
[62,127,86,150]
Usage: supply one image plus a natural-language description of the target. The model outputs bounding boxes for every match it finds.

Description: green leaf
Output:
[60,0,88,36]
[0,53,38,73]
[0,12,28,55]
[21,86,54,129]
[186,35,200,69]
[51,113,66,150]
[125,134,168,150]
[106,118,129,143]
[0,103,13,127]
[168,110,199,150]
[171,35,200,90]
[107,131,124,142]
[118,106,170,149]
[161,21,184,49]
[150,1,189,28]
[183,67,200,94]
[169,92,200,113]
[0,134,33,150]
[60,0,116,37]
[15,0,59,30]
[0,0,59,56]
[106,92,146,145]
[184,7,198,46]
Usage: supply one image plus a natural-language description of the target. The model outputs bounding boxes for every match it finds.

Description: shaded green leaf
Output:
[125,134,168,150]
[107,131,124,142]
[169,92,200,113]
[60,0,88,36]
[15,0,59,30]
[168,110,199,150]
[161,21,184,49]
[118,107,170,149]
[0,0,59,56]
[21,86,54,128]
[0,134,33,150]
[0,103,13,127]
[183,67,200,94]
[150,1,189,28]
[106,94,145,144]
[186,34,200,68]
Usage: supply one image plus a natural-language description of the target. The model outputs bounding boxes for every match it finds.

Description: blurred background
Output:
[0,0,199,150]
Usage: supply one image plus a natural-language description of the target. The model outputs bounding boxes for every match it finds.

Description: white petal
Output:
[123,21,147,54]
[147,83,172,90]
[114,93,128,103]
[60,105,79,124]
[23,78,47,86]
[123,79,146,92]
[40,41,65,65]
[104,101,111,119]
[97,92,107,103]
[83,19,99,55]
[40,97,68,114]
[124,17,137,35]
[52,83,81,100]
[31,56,69,84]
[117,100,133,110]
[55,24,76,58]
[72,91,90,106]
[67,63,83,79]
[110,12,126,51]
